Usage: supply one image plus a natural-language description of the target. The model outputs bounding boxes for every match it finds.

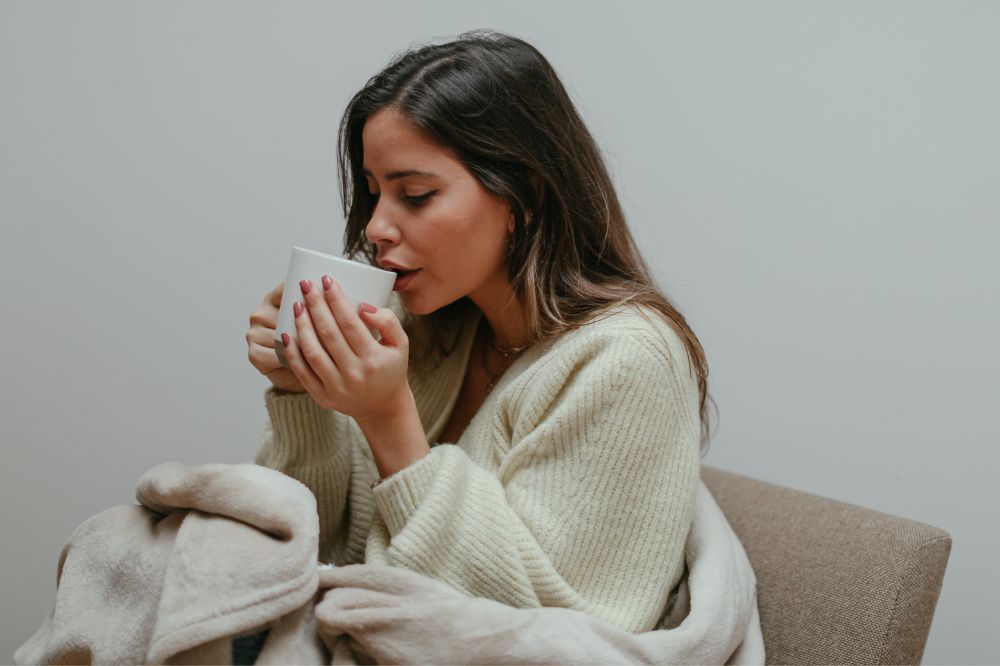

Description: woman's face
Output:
[362,107,513,316]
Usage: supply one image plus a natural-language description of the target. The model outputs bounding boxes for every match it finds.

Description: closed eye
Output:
[366,190,435,207]
[404,191,436,206]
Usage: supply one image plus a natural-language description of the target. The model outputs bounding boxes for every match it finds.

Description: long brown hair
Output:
[337,30,717,454]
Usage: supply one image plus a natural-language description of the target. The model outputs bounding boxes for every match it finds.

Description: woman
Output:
[245,29,714,634]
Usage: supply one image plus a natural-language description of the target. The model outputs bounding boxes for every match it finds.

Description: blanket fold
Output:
[14,462,764,665]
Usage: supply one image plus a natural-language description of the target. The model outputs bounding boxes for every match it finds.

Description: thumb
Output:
[359,303,407,348]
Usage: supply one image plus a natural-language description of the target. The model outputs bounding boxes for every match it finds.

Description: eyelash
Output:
[368,191,436,207]
[404,192,435,205]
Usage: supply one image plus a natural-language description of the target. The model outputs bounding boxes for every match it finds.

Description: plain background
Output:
[1,1,996,662]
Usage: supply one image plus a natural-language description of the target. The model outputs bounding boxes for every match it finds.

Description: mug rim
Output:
[292,246,394,276]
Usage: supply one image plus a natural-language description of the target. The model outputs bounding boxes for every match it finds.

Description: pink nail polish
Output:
[322,275,332,291]
[299,279,312,295]
[293,302,303,317]
[360,302,377,313]
[281,333,290,346]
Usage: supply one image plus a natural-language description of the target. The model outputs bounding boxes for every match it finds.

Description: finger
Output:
[282,307,331,396]
[358,304,407,349]
[267,281,284,307]
[320,275,380,356]
[253,328,275,350]
[249,307,278,332]
[315,588,405,632]
[300,278,359,365]
[247,326,275,351]
[248,340,280,370]
[263,365,301,388]
[247,314,282,347]
[292,293,339,376]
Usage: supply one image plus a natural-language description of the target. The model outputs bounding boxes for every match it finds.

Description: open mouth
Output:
[392,268,421,290]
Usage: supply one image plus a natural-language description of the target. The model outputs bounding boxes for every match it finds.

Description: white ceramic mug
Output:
[275,247,396,368]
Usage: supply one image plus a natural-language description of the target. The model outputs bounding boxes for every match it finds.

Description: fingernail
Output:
[322,275,333,291]
[281,332,290,346]
[360,302,376,313]
[293,302,303,317]
[299,279,312,295]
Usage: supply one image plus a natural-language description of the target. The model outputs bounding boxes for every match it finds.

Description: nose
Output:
[364,205,401,250]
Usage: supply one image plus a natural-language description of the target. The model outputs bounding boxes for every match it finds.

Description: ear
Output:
[508,206,532,234]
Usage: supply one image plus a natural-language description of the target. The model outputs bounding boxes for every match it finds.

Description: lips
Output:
[392,268,421,291]
[378,259,415,272]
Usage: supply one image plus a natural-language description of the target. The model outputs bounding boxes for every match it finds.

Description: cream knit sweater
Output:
[254,295,702,633]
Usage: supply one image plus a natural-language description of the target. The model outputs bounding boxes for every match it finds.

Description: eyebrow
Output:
[362,168,441,181]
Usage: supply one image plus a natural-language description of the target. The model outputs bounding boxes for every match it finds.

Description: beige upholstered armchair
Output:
[702,465,951,665]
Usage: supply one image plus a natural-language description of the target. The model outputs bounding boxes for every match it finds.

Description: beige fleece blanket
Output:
[14,461,764,665]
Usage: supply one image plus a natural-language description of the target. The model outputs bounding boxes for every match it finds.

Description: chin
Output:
[398,291,433,316]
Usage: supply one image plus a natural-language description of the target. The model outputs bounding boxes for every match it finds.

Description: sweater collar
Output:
[412,307,557,446]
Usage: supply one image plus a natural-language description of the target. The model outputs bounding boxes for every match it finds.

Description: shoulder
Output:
[503,304,701,442]
[541,304,694,383]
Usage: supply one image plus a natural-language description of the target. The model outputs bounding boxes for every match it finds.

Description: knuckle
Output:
[302,345,325,365]
[339,318,361,335]
[248,347,263,370]
[249,310,272,328]
[316,324,338,341]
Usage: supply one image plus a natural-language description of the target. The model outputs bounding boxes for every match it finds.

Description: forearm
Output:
[355,387,431,479]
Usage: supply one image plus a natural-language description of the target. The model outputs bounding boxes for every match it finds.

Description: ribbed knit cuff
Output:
[263,386,336,464]
[371,446,449,537]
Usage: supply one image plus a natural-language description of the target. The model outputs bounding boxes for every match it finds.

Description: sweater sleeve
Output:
[253,291,410,565]
[254,387,378,565]
[363,328,702,633]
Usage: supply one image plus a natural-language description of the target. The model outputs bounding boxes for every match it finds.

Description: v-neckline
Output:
[426,309,555,447]
[426,309,483,446]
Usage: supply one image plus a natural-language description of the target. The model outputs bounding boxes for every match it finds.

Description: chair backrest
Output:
[701,465,951,665]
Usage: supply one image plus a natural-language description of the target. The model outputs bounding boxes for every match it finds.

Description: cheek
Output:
[420,190,510,275]
[443,225,506,272]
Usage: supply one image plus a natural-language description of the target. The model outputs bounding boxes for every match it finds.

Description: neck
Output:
[478,305,532,352]
[467,275,533,351]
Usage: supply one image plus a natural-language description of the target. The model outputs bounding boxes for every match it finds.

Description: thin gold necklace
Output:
[481,323,531,395]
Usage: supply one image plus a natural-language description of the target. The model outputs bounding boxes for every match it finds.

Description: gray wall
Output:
[2,1,996,662]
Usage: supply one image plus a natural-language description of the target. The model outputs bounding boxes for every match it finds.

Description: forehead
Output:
[362,108,458,175]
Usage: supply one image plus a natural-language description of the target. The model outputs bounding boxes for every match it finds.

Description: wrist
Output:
[356,388,430,479]
[354,386,416,429]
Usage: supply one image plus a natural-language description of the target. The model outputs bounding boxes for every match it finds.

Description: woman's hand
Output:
[282,275,411,423]
[246,281,307,394]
